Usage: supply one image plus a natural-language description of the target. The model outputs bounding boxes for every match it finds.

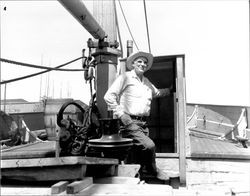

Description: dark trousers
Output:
[120,120,157,174]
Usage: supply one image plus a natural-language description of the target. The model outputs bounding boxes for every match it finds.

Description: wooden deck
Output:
[190,135,250,159]
[1,141,56,160]
[1,141,120,182]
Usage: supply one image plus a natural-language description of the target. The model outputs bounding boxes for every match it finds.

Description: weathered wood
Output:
[1,141,56,160]
[51,181,69,194]
[187,158,250,173]
[2,165,87,181]
[116,164,140,177]
[77,184,173,195]
[174,92,178,153]
[66,177,93,194]
[156,153,179,158]
[190,135,250,159]
[1,156,119,169]
[93,0,117,43]
[86,164,117,177]
[1,150,55,160]
[3,102,44,114]
[1,141,45,152]
[186,158,250,189]
[189,127,225,137]
[92,0,120,118]
[94,176,140,184]
[1,187,51,196]
[176,56,187,185]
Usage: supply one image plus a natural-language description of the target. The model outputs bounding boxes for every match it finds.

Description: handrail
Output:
[187,105,198,124]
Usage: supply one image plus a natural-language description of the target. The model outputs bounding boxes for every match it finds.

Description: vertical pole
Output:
[93,0,116,43]
[39,55,43,101]
[0,60,1,111]
[93,0,121,118]
[127,40,133,57]
[4,83,7,113]
[176,56,187,186]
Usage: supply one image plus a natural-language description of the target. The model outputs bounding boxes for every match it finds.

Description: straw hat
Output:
[126,51,153,71]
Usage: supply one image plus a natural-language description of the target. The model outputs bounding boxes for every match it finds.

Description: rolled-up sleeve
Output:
[104,75,125,118]
[145,78,170,98]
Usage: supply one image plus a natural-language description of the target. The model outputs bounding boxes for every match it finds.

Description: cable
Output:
[0,57,83,85]
[0,58,86,71]
[143,0,151,53]
[114,0,123,58]
[118,0,139,51]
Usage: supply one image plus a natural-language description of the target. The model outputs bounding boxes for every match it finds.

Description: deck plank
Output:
[190,135,250,159]
[1,156,119,168]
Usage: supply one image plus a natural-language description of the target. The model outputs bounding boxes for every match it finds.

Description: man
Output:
[104,51,172,178]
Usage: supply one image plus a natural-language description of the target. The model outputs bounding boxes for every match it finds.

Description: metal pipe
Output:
[127,40,133,57]
[58,0,106,40]
[4,83,6,112]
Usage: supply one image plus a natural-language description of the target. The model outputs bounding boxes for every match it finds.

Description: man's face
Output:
[132,57,148,74]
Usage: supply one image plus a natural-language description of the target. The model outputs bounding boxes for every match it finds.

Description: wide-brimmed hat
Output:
[126,51,153,71]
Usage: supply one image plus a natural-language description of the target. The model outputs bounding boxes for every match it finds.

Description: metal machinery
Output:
[56,40,133,161]
[56,100,133,161]
[88,118,133,161]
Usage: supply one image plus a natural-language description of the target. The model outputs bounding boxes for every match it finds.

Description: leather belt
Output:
[130,115,147,121]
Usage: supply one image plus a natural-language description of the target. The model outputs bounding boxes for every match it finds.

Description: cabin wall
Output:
[1,102,45,131]
[186,158,250,191]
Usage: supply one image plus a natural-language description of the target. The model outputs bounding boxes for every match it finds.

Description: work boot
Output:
[143,164,157,176]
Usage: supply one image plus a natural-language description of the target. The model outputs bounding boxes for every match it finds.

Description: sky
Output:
[0,0,249,106]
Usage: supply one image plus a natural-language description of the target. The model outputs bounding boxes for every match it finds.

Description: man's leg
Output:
[120,125,157,175]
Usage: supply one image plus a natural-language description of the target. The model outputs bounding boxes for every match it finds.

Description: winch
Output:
[56,100,101,156]
[57,101,133,161]
[88,118,133,161]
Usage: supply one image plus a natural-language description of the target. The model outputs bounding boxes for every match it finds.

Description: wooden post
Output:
[93,0,116,43]
[176,56,187,186]
[93,0,121,118]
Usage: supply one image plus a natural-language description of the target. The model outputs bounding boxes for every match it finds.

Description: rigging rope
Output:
[118,0,139,51]
[0,57,84,85]
[143,0,151,53]
[114,0,123,58]
[0,58,86,71]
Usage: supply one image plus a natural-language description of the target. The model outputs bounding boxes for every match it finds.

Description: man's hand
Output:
[127,123,141,131]
[120,113,133,126]
[169,84,174,94]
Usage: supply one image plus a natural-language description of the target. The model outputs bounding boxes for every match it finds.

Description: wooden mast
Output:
[92,0,121,118]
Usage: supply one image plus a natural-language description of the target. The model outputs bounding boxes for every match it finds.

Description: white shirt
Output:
[104,70,170,118]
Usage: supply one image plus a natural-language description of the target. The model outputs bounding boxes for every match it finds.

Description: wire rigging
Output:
[0,58,86,71]
[114,0,123,58]
[117,0,139,51]
[0,57,84,85]
[143,0,151,53]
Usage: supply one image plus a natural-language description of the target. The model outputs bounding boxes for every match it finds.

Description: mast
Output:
[92,0,121,118]
[58,0,121,118]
